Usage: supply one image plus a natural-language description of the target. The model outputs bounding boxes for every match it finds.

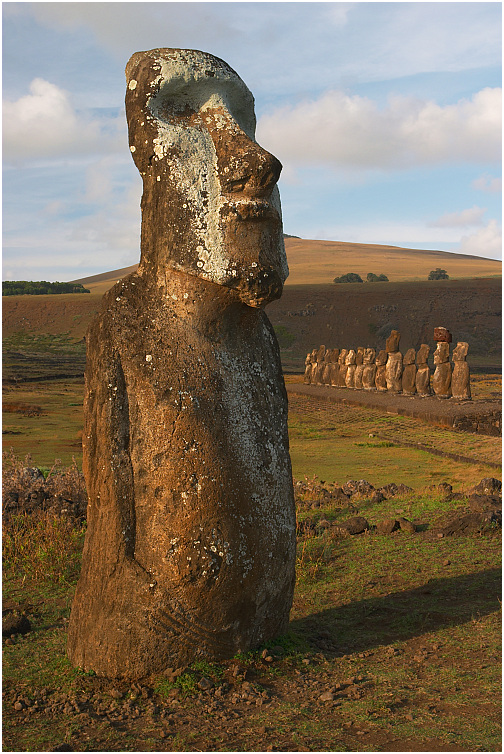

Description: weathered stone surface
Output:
[321,348,333,385]
[329,348,340,386]
[303,352,313,384]
[375,349,387,391]
[434,327,452,343]
[385,351,403,393]
[416,344,430,366]
[432,342,451,397]
[311,345,326,385]
[415,344,431,396]
[376,519,399,535]
[335,516,370,536]
[362,348,377,390]
[338,349,348,387]
[401,348,417,395]
[473,478,501,496]
[67,49,296,680]
[354,348,365,389]
[344,350,357,388]
[385,329,401,353]
[451,342,471,400]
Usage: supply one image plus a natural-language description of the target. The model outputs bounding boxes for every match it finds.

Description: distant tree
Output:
[428,268,449,280]
[366,273,389,282]
[2,281,90,296]
[333,272,363,284]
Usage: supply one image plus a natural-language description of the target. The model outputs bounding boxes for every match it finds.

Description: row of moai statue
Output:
[304,328,471,400]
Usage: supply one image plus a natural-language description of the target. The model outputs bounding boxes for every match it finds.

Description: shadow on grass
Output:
[290,567,501,654]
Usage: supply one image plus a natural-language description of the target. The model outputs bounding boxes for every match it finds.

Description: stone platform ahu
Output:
[67,49,296,679]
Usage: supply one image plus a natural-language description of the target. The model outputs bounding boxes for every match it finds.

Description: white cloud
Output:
[459,220,502,260]
[257,88,502,172]
[430,206,487,229]
[3,78,123,164]
[472,174,502,194]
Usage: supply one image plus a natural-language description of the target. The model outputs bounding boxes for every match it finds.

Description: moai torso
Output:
[451,342,471,400]
[432,342,452,397]
[401,348,417,395]
[415,344,431,396]
[67,49,296,680]
[304,350,316,384]
[362,348,376,390]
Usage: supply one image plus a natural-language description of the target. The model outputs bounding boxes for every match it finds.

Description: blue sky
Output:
[2,1,502,282]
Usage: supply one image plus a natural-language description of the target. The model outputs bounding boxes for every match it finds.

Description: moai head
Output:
[315,345,326,362]
[375,349,388,365]
[125,48,287,307]
[355,347,364,365]
[310,349,318,363]
[386,330,401,353]
[345,349,356,366]
[330,348,340,363]
[434,342,450,365]
[403,347,416,366]
[416,344,430,365]
[452,342,469,361]
[339,349,348,365]
[363,347,376,364]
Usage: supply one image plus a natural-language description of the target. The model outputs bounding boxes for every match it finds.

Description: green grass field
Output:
[2,374,501,751]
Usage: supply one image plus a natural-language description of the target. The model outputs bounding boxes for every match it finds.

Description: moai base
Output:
[67,49,296,680]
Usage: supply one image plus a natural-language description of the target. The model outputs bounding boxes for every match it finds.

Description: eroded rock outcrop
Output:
[67,49,296,680]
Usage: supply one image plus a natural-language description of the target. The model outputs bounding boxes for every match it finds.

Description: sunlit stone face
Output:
[125,48,288,307]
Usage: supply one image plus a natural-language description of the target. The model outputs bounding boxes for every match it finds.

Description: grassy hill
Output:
[3,238,501,380]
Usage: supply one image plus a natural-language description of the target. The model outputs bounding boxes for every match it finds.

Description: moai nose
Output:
[208,115,282,198]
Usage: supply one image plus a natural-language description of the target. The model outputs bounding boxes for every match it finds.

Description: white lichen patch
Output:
[128,79,137,90]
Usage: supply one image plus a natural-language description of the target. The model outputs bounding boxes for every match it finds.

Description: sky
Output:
[2,1,502,282]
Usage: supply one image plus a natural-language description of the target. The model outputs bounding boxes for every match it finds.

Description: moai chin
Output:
[451,342,471,400]
[67,49,296,680]
[432,341,452,398]
[415,344,431,396]
[401,348,417,396]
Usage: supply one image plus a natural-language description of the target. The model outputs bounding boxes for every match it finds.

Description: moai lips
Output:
[67,49,296,680]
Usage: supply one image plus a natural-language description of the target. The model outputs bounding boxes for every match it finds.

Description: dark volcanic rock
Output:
[67,49,296,680]
[3,613,31,638]
[335,516,370,535]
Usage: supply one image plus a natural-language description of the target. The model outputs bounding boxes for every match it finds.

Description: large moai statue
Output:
[415,344,431,396]
[375,349,388,391]
[354,347,365,389]
[303,351,315,384]
[451,342,471,400]
[385,330,403,393]
[345,349,357,388]
[401,348,417,396]
[329,348,340,386]
[321,348,332,385]
[338,348,348,387]
[362,348,376,390]
[311,345,326,385]
[432,342,452,397]
[67,49,296,679]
